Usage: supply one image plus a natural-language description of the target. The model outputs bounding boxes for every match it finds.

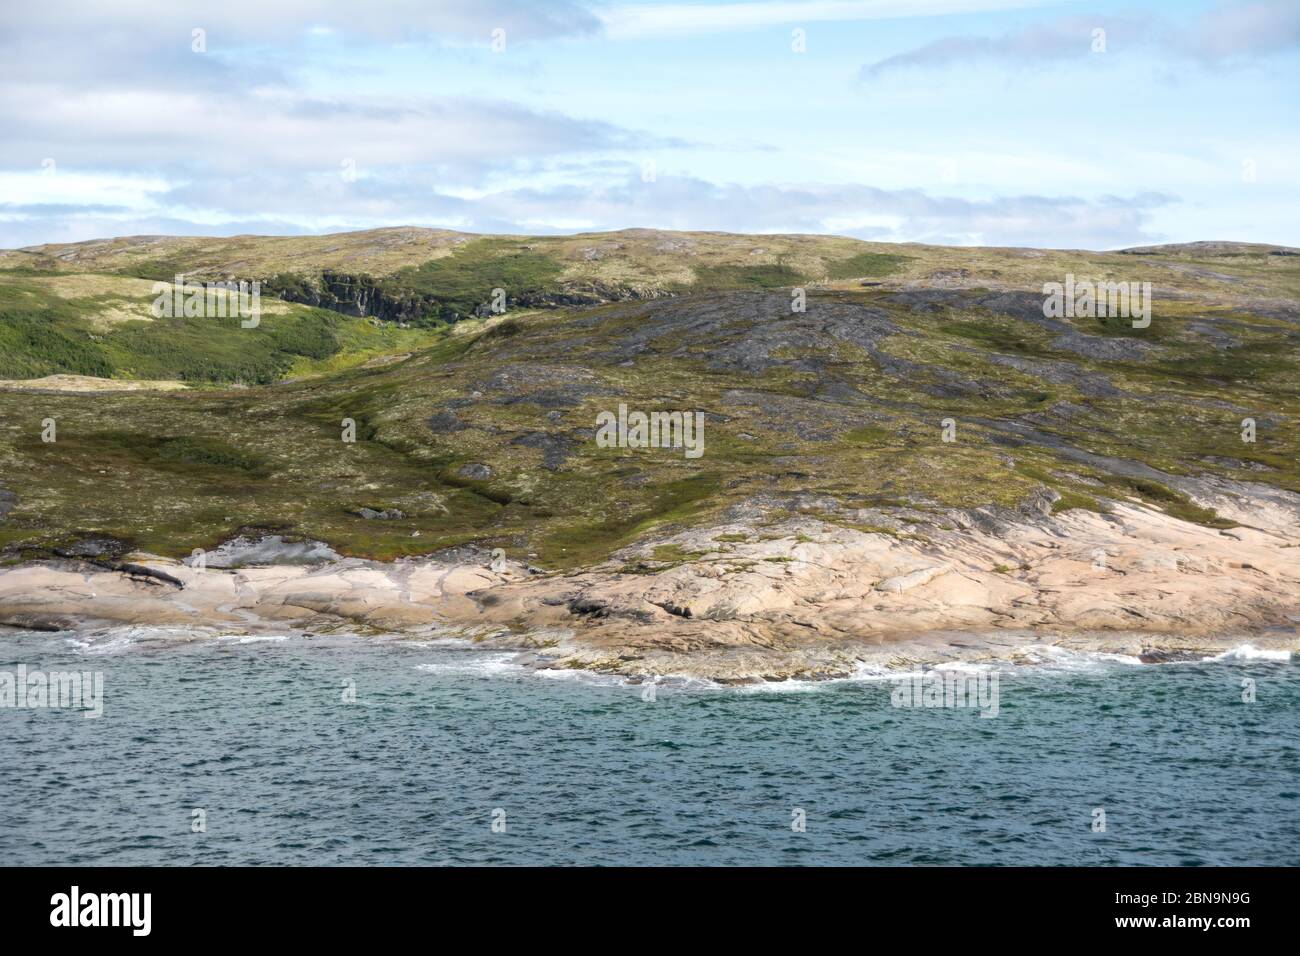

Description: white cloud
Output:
[1188,0,1300,59]
[599,0,1050,39]
[1,0,1292,250]
[0,84,665,180]
[0,168,1178,251]
[0,1,600,49]
[859,1,1300,77]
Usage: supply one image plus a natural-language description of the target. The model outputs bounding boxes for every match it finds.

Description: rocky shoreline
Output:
[2,487,1296,681]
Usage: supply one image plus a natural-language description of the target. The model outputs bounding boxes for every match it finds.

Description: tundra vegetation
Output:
[0,228,1296,570]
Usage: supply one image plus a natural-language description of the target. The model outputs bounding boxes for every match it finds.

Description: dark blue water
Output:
[1,629,1296,865]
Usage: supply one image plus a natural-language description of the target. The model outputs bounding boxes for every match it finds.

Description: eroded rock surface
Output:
[4,488,1295,682]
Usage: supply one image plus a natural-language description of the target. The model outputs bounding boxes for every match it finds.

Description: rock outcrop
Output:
[3,492,1295,682]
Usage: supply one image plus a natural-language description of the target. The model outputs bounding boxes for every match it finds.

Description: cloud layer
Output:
[860,1,1300,77]
[1,0,1295,250]
[2,169,1175,251]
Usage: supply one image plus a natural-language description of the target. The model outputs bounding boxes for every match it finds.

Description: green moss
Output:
[387,239,565,319]
[1097,475,1235,528]
[843,425,897,445]
[937,317,1052,357]
[823,251,911,280]
[35,430,268,477]
[830,521,905,539]
[650,543,708,563]
[1151,344,1295,390]
[1050,491,1104,514]
[689,263,805,290]
[538,473,721,569]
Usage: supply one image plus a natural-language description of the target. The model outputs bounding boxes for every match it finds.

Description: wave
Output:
[414,652,527,679]
[1017,644,1145,671]
[55,625,312,654]
[1204,643,1291,662]
[17,624,1292,691]
[60,624,215,655]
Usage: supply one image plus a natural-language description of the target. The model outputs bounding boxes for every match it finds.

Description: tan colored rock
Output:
[1,492,1296,680]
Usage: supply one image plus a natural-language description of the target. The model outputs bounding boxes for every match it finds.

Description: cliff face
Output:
[262,271,442,323]
[261,271,673,325]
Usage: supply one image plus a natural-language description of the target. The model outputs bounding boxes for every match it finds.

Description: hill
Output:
[0,228,1296,570]
[3,227,1298,387]
[2,228,1298,676]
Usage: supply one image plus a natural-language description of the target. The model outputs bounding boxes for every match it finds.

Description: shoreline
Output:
[2,622,1291,693]
[2,491,1297,681]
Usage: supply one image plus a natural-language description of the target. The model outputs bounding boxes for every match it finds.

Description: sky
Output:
[1,0,1297,250]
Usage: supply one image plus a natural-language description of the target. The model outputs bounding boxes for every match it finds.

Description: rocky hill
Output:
[1,229,1296,677]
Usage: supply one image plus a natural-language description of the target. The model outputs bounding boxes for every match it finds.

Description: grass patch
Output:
[690,263,805,290]
[650,543,707,563]
[79,432,269,477]
[843,425,898,445]
[1150,344,1296,391]
[0,278,349,384]
[1098,475,1235,527]
[938,318,1052,356]
[1050,490,1104,514]
[538,473,720,568]
[824,252,912,280]
[387,239,565,319]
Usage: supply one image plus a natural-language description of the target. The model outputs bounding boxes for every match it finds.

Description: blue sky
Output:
[1,0,1296,249]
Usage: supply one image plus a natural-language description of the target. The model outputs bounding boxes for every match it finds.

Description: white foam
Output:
[932,660,1001,674]
[533,666,631,687]
[1205,643,1291,662]
[732,661,917,693]
[215,634,292,645]
[733,677,822,694]
[63,623,210,654]
[1019,644,1144,671]
[64,634,136,655]
[845,662,901,682]
[404,636,477,649]
[414,652,525,678]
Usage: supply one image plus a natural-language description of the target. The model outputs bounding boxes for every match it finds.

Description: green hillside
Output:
[0,229,1297,567]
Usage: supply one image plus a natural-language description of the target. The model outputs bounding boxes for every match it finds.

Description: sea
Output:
[1,627,1296,866]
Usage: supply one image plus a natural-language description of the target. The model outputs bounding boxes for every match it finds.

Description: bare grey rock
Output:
[353,507,406,520]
